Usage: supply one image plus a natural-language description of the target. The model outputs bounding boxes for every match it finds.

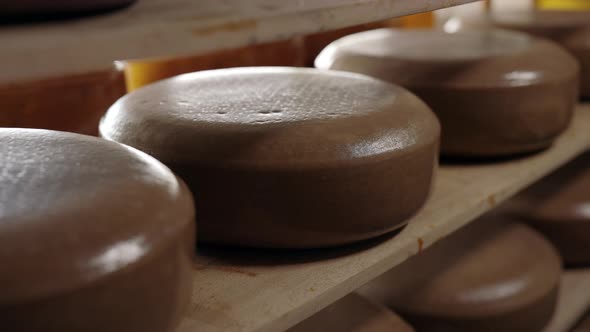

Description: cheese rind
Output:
[100,67,440,248]
[316,29,579,157]
[361,220,562,332]
[0,128,195,332]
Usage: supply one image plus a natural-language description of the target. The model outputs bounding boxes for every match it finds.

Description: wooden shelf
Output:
[544,269,590,332]
[0,0,478,83]
[176,104,590,332]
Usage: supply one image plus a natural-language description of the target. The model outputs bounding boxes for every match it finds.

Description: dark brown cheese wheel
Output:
[0,65,126,136]
[315,28,579,157]
[100,67,440,248]
[361,220,562,332]
[0,128,195,332]
[491,10,590,98]
[288,293,415,332]
[0,0,136,19]
[516,153,590,266]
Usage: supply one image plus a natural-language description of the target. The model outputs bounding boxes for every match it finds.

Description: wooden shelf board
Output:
[544,269,590,332]
[0,0,478,83]
[176,104,590,332]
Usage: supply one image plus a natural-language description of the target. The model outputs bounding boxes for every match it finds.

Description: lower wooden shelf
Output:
[177,104,590,332]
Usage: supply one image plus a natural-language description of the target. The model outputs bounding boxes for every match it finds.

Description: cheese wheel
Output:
[100,67,440,248]
[0,65,126,135]
[360,220,562,332]
[0,128,195,332]
[516,153,590,265]
[491,10,590,98]
[315,28,579,157]
[288,293,414,332]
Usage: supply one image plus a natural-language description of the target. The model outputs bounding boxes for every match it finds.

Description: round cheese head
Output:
[101,66,440,248]
[0,128,195,332]
[361,220,561,332]
[316,29,579,157]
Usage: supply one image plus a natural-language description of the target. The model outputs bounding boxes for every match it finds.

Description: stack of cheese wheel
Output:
[514,153,590,266]
[288,293,415,332]
[360,217,562,332]
[0,64,126,135]
[315,28,579,157]
[490,11,590,99]
[0,128,195,332]
[100,66,440,248]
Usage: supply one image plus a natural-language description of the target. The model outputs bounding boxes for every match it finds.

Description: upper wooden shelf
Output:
[176,104,590,332]
[0,0,478,83]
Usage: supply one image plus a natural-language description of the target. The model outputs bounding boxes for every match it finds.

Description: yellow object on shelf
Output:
[536,0,590,10]
[123,39,305,92]
[401,12,434,28]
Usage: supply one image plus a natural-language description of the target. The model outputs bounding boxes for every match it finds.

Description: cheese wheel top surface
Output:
[316,29,578,88]
[100,67,439,168]
[289,293,414,332]
[0,128,195,304]
[396,223,561,317]
[317,29,531,62]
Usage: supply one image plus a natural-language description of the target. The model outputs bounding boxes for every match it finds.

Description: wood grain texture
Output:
[0,0,478,83]
[177,104,590,332]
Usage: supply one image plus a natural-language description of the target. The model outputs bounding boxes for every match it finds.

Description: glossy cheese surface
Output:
[517,153,590,265]
[316,29,579,157]
[0,128,195,332]
[491,10,590,98]
[101,67,440,247]
[361,220,561,332]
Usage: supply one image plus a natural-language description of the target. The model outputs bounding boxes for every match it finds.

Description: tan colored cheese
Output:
[316,28,579,157]
[0,128,195,332]
[492,11,590,98]
[516,153,590,265]
[361,219,561,332]
[100,66,440,248]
